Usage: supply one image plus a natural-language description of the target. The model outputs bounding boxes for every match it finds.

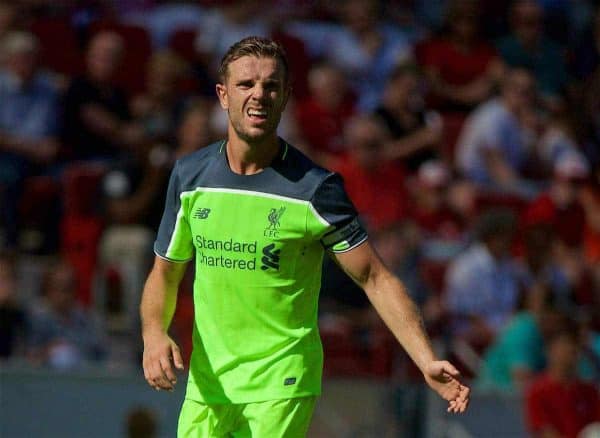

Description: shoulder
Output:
[174,141,223,189]
[279,142,336,197]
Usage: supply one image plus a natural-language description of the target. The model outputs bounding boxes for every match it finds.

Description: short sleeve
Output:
[310,173,368,253]
[154,161,194,262]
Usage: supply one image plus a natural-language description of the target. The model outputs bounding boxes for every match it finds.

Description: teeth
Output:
[248,109,267,117]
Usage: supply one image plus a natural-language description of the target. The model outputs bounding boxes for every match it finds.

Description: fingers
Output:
[144,358,173,391]
[143,345,183,392]
[447,384,470,414]
[439,361,460,378]
[160,356,177,389]
[171,343,184,370]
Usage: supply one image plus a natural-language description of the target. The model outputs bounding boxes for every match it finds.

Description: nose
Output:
[251,84,266,101]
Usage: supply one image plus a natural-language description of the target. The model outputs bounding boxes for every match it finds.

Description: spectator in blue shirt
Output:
[27,259,106,369]
[456,68,539,198]
[0,31,60,248]
[445,208,519,348]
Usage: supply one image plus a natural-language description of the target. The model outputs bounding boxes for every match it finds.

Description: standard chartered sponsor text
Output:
[195,235,257,270]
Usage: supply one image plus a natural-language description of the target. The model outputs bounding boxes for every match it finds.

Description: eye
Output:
[264,81,279,91]
[237,81,253,89]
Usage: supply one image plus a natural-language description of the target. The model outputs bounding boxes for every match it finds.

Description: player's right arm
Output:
[141,159,194,391]
[140,256,188,391]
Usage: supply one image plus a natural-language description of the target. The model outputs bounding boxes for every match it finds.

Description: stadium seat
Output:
[61,214,104,307]
[168,29,198,63]
[61,163,107,306]
[30,18,84,76]
[62,162,106,217]
[18,175,61,253]
[440,112,467,166]
[271,30,311,99]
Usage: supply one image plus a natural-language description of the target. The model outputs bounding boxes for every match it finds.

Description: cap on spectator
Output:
[554,151,589,179]
[2,31,39,56]
[417,160,450,187]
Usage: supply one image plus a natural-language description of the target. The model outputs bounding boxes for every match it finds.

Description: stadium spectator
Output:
[374,63,442,172]
[321,0,412,111]
[0,2,19,45]
[332,115,408,231]
[295,62,356,165]
[515,225,572,312]
[525,330,600,438]
[27,259,106,369]
[477,255,569,391]
[194,1,269,75]
[580,174,600,267]
[496,0,567,107]
[445,208,519,348]
[98,99,216,335]
[130,50,188,145]
[62,31,144,161]
[0,31,60,248]
[408,160,464,243]
[455,68,539,196]
[523,151,589,249]
[0,252,27,359]
[421,0,504,113]
[537,108,582,177]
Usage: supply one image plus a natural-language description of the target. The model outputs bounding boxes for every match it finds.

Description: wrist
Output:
[142,324,167,340]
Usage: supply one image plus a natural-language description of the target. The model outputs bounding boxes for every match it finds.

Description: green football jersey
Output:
[154,140,367,404]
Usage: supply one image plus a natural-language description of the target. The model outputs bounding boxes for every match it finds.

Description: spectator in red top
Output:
[295,62,355,166]
[523,152,589,248]
[332,115,407,231]
[421,0,504,113]
[526,329,600,438]
[409,160,464,242]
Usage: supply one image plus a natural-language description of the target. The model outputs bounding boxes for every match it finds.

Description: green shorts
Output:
[177,396,317,437]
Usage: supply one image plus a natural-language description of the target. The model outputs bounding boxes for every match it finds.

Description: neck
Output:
[225,132,280,175]
[548,366,574,382]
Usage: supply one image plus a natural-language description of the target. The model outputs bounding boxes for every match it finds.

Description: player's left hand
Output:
[423,360,470,414]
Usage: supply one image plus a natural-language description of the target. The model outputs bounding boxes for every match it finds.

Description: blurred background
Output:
[0,0,599,436]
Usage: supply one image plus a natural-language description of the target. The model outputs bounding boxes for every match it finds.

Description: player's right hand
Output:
[142,331,184,392]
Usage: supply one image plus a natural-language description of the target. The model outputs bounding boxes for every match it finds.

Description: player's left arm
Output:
[332,240,470,413]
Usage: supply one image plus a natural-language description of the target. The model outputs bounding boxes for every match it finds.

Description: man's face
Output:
[216,56,289,145]
[87,33,123,83]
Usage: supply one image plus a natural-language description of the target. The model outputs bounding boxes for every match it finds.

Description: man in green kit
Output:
[140,36,470,437]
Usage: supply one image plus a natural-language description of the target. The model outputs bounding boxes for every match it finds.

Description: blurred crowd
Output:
[0,0,599,435]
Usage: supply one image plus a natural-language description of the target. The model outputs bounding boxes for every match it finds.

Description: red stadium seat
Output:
[271,30,311,99]
[168,29,198,63]
[30,18,84,76]
[18,175,60,225]
[60,163,107,306]
[440,112,467,166]
[61,214,104,307]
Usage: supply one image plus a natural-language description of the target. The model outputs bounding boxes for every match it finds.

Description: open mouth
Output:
[247,108,268,122]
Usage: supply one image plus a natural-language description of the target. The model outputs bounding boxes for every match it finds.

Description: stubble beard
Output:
[229,110,282,146]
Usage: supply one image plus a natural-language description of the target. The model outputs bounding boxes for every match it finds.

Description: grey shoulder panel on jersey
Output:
[175,139,333,202]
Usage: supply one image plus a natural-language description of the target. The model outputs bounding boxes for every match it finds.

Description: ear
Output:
[215,83,228,110]
[281,85,292,112]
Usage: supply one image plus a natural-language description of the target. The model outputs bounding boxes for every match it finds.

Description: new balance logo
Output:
[261,243,280,271]
[194,208,211,219]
